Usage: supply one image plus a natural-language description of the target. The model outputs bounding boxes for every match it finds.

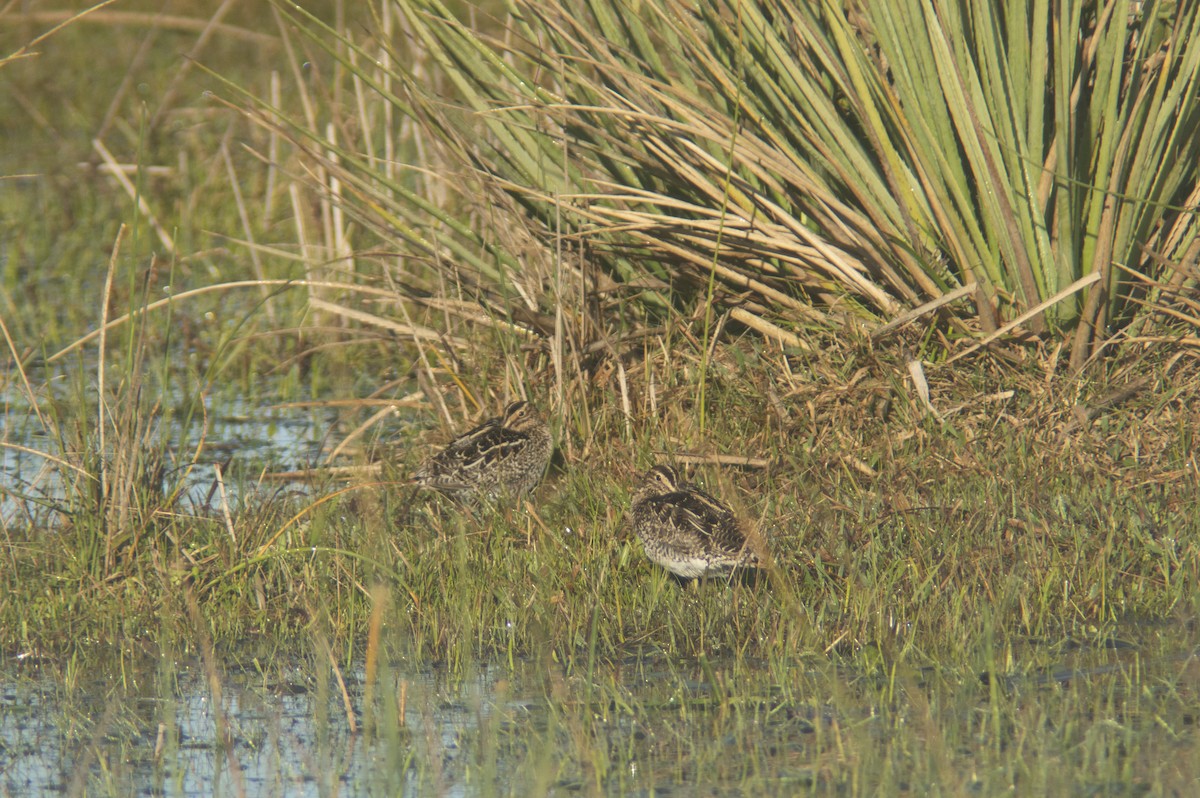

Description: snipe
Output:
[630,464,764,579]
[413,401,552,502]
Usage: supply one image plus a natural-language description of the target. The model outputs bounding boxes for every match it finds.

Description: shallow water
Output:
[2,657,481,797]
[0,384,332,524]
[3,637,1198,797]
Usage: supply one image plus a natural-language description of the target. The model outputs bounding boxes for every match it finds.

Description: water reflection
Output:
[0,392,331,523]
[2,659,496,797]
[3,641,1197,797]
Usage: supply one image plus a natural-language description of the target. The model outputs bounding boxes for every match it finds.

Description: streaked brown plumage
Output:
[413,401,552,502]
[630,464,763,578]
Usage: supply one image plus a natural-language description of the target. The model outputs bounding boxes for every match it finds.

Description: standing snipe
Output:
[412,400,552,502]
[630,464,764,579]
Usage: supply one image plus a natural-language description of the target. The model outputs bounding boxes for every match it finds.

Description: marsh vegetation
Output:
[2,1,1199,794]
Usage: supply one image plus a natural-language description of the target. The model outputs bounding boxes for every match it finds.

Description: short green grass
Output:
[3,4,1200,795]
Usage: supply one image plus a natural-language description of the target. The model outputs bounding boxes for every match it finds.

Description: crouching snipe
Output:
[630,464,764,579]
[413,401,552,503]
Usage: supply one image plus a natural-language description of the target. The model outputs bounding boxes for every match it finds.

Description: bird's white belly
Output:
[652,552,711,579]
